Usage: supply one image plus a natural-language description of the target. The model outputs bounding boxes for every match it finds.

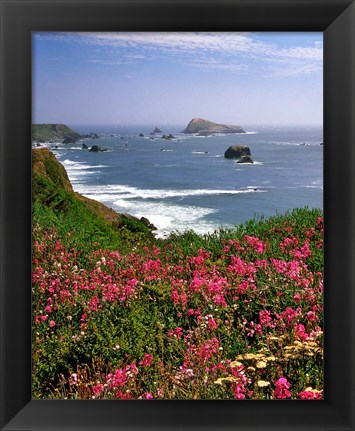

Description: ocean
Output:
[47,124,323,238]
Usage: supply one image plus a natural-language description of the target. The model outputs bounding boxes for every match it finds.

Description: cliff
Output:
[182,118,245,135]
[32,148,155,234]
[32,124,82,143]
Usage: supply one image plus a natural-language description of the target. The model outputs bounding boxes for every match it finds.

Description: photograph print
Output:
[32,32,323,400]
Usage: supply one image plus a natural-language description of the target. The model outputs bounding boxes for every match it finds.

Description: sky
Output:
[32,32,323,127]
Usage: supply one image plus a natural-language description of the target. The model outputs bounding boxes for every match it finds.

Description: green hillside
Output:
[32,124,82,142]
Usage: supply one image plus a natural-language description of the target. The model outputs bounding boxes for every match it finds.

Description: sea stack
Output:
[224,145,254,163]
[182,118,245,136]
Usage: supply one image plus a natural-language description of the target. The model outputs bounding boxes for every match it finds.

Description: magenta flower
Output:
[93,384,104,396]
[274,377,291,399]
[298,389,323,399]
[139,353,154,368]
[49,320,56,327]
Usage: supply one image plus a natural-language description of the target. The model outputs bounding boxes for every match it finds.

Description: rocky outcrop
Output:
[82,132,100,139]
[89,145,107,152]
[62,136,77,144]
[161,134,175,140]
[82,143,89,149]
[182,118,245,135]
[152,127,162,133]
[236,156,254,164]
[224,145,254,163]
[224,145,251,158]
[121,214,157,231]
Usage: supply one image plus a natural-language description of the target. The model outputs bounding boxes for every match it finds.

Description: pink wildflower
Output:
[168,327,183,339]
[274,377,291,399]
[93,384,104,397]
[295,323,308,341]
[293,293,301,303]
[89,296,100,312]
[68,373,78,385]
[307,310,317,322]
[207,316,217,330]
[298,389,323,399]
[139,353,154,368]
[244,235,267,253]
[259,310,272,327]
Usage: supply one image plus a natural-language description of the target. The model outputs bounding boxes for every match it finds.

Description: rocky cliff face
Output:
[182,118,245,135]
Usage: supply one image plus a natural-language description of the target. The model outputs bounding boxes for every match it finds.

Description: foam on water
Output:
[114,199,218,237]
[72,183,265,201]
[62,159,108,170]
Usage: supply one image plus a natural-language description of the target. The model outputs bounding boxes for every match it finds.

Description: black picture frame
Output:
[1,0,354,430]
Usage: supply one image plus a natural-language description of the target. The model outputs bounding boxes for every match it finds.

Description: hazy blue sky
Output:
[32,32,323,127]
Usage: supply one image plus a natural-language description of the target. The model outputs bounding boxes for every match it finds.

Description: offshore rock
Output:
[62,136,78,144]
[161,134,175,140]
[89,145,107,152]
[236,155,254,164]
[224,145,251,159]
[182,118,245,135]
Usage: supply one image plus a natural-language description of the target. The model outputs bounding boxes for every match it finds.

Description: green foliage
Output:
[119,217,154,237]
[32,124,80,142]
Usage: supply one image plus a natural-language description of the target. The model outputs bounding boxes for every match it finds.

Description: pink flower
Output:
[168,327,183,339]
[69,373,78,385]
[295,323,308,341]
[298,389,323,399]
[49,320,56,327]
[274,377,291,399]
[259,310,272,327]
[45,305,53,313]
[244,235,267,253]
[139,353,154,368]
[207,316,217,330]
[93,384,104,396]
[307,311,317,321]
[293,293,301,303]
[89,296,100,312]
[144,392,154,399]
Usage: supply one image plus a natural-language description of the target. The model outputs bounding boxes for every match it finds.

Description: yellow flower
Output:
[229,360,243,368]
[257,380,270,387]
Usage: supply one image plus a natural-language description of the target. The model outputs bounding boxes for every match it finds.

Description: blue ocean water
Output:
[49,124,323,237]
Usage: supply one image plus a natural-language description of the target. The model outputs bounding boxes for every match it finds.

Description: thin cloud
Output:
[34,32,322,77]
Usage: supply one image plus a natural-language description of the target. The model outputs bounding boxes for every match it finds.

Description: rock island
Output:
[182,118,246,136]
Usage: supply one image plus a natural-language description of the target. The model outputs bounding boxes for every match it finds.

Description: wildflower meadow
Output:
[32,207,323,400]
